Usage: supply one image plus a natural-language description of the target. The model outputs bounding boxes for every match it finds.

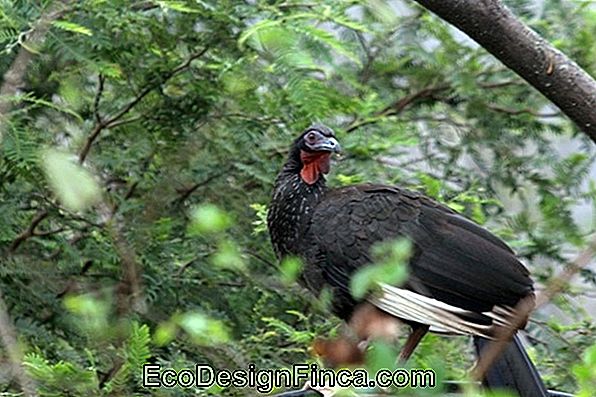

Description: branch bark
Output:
[9,210,49,253]
[0,1,70,142]
[472,235,596,381]
[0,290,37,397]
[411,0,596,141]
[78,46,209,164]
[346,84,449,133]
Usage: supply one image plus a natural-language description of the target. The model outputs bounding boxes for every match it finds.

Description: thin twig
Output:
[47,229,87,260]
[9,210,49,252]
[0,290,37,397]
[78,123,104,164]
[109,150,155,214]
[487,104,560,118]
[105,210,145,315]
[104,115,142,129]
[100,85,154,131]
[473,236,596,380]
[528,318,583,360]
[33,194,103,228]
[477,80,521,89]
[78,46,210,163]
[346,84,449,133]
[130,1,160,11]
[357,26,402,85]
[173,167,231,204]
[247,251,277,269]
[214,112,282,124]
[346,73,544,134]
[356,32,374,85]
[380,84,450,116]
[93,74,105,125]
[33,227,66,237]
[175,256,200,277]
[276,2,318,9]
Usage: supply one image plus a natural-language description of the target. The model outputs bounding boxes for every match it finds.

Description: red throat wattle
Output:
[300,151,331,185]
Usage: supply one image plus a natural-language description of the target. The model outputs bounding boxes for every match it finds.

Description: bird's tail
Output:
[473,334,548,397]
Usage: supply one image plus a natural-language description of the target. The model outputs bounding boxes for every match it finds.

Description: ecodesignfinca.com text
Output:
[143,363,436,393]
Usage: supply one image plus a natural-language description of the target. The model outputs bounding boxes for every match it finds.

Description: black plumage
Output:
[309,184,532,319]
[267,125,546,396]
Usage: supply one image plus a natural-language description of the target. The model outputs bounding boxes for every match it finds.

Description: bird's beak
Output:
[313,137,341,153]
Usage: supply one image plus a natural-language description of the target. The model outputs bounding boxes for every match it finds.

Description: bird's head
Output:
[292,124,341,185]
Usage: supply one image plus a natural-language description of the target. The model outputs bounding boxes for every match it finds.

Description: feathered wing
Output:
[307,184,534,335]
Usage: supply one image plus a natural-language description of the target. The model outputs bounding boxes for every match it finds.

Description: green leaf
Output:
[280,256,303,284]
[573,343,596,397]
[250,203,268,235]
[24,353,98,393]
[154,321,177,346]
[157,1,201,13]
[447,202,465,213]
[188,203,232,234]
[52,20,93,36]
[63,294,109,333]
[417,173,442,198]
[366,340,399,373]
[293,25,361,66]
[211,239,246,271]
[124,323,151,368]
[335,173,364,185]
[239,19,283,49]
[177,312,230,345]
[350,239,411,299]
[329,15,370,32]
[21,93,84,121]
[42,150,101,212]
[365,0,398,25]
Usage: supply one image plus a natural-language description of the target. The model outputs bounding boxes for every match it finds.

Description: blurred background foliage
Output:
[0,0,595,395]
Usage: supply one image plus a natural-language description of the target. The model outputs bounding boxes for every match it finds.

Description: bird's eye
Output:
[306,132,317,142]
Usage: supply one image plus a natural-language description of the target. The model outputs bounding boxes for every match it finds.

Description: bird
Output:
[267,124,548,397]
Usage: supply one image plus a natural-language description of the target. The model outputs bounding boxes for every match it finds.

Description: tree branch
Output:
[0,1,70,143]
[78,46,210,163]
[477,80,522,89]
[281,235,596,397]
[411,0,596,140]
[104,115,142,129]
[346,84,449,132]
[173,168,231,205]
[0,291,37,397]
[93,74,105,125]
[472,235,596,381]
[380,84,450,116]
[487,104,560,118]
[9,210,49,252]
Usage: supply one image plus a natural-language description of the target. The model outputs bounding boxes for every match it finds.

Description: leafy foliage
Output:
[0,0,594,396]
[350,239,410,299]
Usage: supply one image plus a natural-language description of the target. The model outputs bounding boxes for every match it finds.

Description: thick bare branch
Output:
[412,0,596,140]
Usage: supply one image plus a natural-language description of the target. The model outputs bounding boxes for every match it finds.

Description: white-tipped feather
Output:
[370,283,516,338]
[483,310,513,327]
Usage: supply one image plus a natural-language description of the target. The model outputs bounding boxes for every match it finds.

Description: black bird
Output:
[267,124,548,397]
